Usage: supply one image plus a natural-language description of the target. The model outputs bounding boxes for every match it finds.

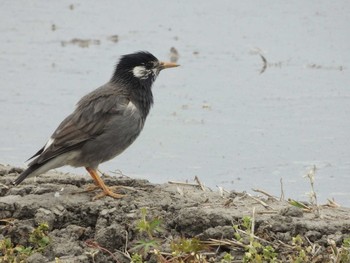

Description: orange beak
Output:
[159,61,180,70]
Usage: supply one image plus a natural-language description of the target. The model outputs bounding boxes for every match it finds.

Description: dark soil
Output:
[0,164,349,262]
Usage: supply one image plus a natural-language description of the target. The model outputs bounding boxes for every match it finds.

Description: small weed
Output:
[243,241,278,263]
[29,223,50,252]
[132,239,159,257]
[221,252,234,262]
[328,237,350,263]
[136,208,163,239]
[241,216,252,231]
[339,237,350,262]
[232,215,278,263]
[130,253,144,263]
[170,237,205,261]
[171,237,203,255]
[131,208,163,258]
[0,223,50,263]
[0,238,28,263]
[285,235,311,262]
[132,209,209,262]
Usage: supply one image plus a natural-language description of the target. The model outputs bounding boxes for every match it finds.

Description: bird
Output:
[13,51,179,199]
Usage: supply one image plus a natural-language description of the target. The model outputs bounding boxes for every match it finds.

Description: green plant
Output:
[132,239,159,257]
[136,208,163,239]
[0,238,25,263]
[132,209,209,262]
[0,223,51,263]
[168,237,207,262]
[232,215,278,263]
[339,237,350,262]
[29,223,50,252]
[243,240,278,263]
[241,216,252,231]
[131,208,163,258]
[287,235,311,263]
[171,237,204,258]
[233,216,252,242]
[221,252,234,262]
[328,237,350,263]
[130,253,144,263]
[127,209,350,262]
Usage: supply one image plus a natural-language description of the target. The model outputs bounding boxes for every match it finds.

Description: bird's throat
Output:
[130,85,153,118]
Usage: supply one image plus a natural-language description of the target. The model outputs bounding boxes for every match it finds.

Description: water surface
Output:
[1,1,349,206]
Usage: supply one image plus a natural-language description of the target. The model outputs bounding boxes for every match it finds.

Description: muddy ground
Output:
[0,164,349,262]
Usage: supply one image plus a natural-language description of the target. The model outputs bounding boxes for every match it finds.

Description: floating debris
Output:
[259,54,267,74]
[307,64,344,71]
[169,47,179,63]
[61,38,101,48]
[107,35,119,43]
[202,103,212,110]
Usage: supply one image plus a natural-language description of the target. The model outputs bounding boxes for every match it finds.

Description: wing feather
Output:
[30,83,130,165]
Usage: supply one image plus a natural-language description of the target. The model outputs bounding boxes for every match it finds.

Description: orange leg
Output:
[85,167,125,199]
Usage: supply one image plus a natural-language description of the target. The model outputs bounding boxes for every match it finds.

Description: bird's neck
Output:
[111,71,154,117]
[130,84,153,117]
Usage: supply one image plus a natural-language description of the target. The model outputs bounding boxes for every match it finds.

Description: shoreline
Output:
[1,164,350,262]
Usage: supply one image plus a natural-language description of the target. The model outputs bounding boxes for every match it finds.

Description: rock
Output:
[279,206,303,217]
[27,252,48,263]
[34,208,55,230]
[305,230,322,242]
[94,224,126,251]
[200,225,235,239]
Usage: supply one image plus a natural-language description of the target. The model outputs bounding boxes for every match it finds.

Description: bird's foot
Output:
[92,186,125,200]
[92,187,126,200]
[82,184,100,192]
[79,184,126,200]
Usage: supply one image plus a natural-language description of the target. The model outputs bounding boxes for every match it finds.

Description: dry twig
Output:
[326,198,341,208]
[85,239,121,263]
[168,181,199,187]
[280,177,285,201]
[252,188,278,201]
[246,193,274,210]
[304,165,320,216]
[194,176,206,191]
[0,182,9,189]
[204,238,246,249]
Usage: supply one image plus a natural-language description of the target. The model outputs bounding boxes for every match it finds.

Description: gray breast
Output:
[74,101,144,168]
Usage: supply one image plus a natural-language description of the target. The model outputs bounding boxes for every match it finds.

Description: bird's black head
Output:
[111,51,179,117]
[111,51,178,86]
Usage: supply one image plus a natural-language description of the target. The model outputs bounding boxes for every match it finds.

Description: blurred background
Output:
[1,1,349,206]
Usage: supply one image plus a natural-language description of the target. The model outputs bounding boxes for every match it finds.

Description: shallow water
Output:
[1,1,349,206]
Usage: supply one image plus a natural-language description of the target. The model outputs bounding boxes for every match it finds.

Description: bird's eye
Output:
[145,62,154,69]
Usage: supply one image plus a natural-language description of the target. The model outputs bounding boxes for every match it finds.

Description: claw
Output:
[85,167,126,200]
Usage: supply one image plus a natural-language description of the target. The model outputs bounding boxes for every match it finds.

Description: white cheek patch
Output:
[152,68,159,76]
[43,137,55,151]
[132,66,150,79]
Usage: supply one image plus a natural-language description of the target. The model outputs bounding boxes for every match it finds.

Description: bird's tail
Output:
[12,163,42,186]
